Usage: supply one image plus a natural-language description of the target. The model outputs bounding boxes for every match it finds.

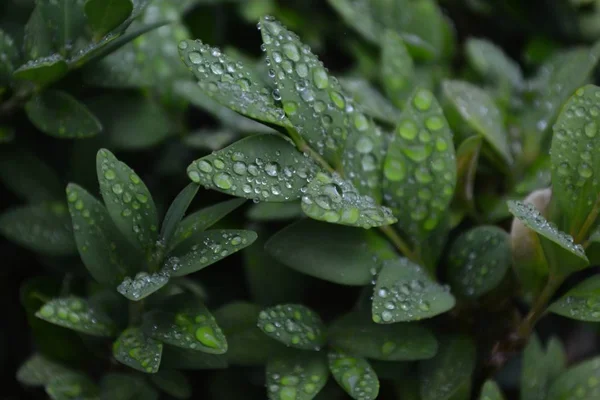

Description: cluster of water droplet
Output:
[552,292,600,321]
[117,270,169,301]
[257,304,325,350]
[114,328,162,374]
[37,297,114,336]
[383,88,455,235]
[301,172,396,228]
[328,351,378,400]
[266,357,327,400]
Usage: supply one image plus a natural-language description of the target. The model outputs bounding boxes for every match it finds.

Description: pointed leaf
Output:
[117,270,169,301]
[46,372,99,400]
[549,275,600,321]
[166,229,257,277]
[522,335,548,400]
[546,337,567,381]
[301,172,396,228]
[257,304,326,350]
[466,38,523,89]
[25,90,102,138]
[328,350,379,400]
[381,30,415,108]
[150,370,192,399]
[508,200,588,276]
[0,202,75,255]
[372,258,455,323]
[265,219,395,286]
[85,0,133,39]
[247,201,302,221]
[36,297,116,337]
[13,55,68,85]
[383,88,456,240]
[17,354,71,387]
[97,148,159,253]
[178,38,289,127]
[419,335,476,400]
[329,312,438,361]
[159,183,199,248]
[113,327,162,373]
[266,352,329,400]
[443,80,512,165]
[448,226,511,299]
[339,77,401,124]
[454,135,483,212]
[547,356,600,400]
[186,134,318,202]
[183,129,237,151]
[550,85,600,237]
[479,381,505,400]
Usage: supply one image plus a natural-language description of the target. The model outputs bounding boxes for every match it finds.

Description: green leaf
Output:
[550,85,600,238]
[549,275,600,321]
[480,381,505,400]
[454,136,483,213]
[17,354,71,387]
[265,219,394,286]
[546,337,567,382]
[66,184,136,286]
[85,0,133,39]
[266,352,329,400]
[383,87,456,241]
[159,183,199,248]
[143,294,227,354]
[0,202,76,255]
[448,226,511,299]
[339,77,401,124]
[160,345,228,370]
[23,6,53,60]
[36,297,116,336]
[150,370,192,399]
[100,373,159,400]
[329,312,438,361]
[381,30,415,108]
[186,134,318,202]
[25,90,102,138]
[166,229,257,277]
[301,172,396,228]
[372,258,456,323]
[546,357,600,400]
[327,0,382,43]
[0,125,15,143]
[247,201,302,221]
[13,55,68,85]
[328,350,379,400]
[443,80,512,165]
[45,372,99,400]
[257,304,326,350]
[36,0,87,56]
[465,38,523,89]
[521,335,548,400]
[419,335,476,400]
[183,129,237,151]
[97,148,159,254]
[170,198,246,250]
[0,29,19,85]
[117,271,169,301]
[178,39,289,127]
[508,200,589,276]
[113,327,162,373]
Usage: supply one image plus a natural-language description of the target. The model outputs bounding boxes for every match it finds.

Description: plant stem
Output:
[378,224,418,262]
[574,194,600,244]
[517,275,564,338]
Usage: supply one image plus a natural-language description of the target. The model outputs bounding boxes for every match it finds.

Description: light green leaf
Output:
[25,90,102,139]
[166,229,257,277]
[96,148,159,254]
[0,202,75,255]
[66,184,136,286]
[480,381,505,400]
[328,350,379,400]
[257,304,326,350]
[143,294,227,354]
[160,345,228,370]
[327,0,382,43]
[178,38,289,127]
[17,354,71,387]
[372,258,456,323]
[36,297,116,337]
[159,183,199,248]
[399,0,444,61]
[0,29,19,85]
[170,198,246,250]
[150,370,192,399]
[247,201,302,221]
[266,352,329,400]
[508,200,589,276]
[448,226,511,299]
[550,85,600,238]
[522,335,548,400]
[339,77,401,124]
[466,38,523,89]
[117,271,169,301]
[45,372,99,400]
[100,373,159,400]
[549,275,600,321]
[383,87,456,241]
[186,134,318,202]
[301,172,396,228]
[37,0,87,56]
[329,312,438,361]
[443,80,512,165]
[13,55,68,85]
[265,219,395,286]
[381,30,415,108]
[419,335,476,400]
[113,327,162,373]
[85,0,133,39]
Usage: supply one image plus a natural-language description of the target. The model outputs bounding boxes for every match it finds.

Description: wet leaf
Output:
[85,0,133,39]
[46,372,99,400]
[328,350,379,400]
[383,88,456,241]
[36,0,87,55]
[419,335,475,400]
[257,304,326,350]
[549,275,600,321]
[480,381,505,400]
[466,38,523,89]
[266,352,329,400]
[448,226,511,299]
[36,297,116,337]
[247,201,302,221]
[150,370,192,399]
[117,270,169,301]
[113,327,162,373]
[329,312,438,361]
[25,90,102,138]
[14,55,68,85]
[97,148,159,254]
[381,30,415,108]
[339,77,401,124]
[546,356,600,400]
[17,354,71,387]
[23,6,53,60]
[159,183,199,248]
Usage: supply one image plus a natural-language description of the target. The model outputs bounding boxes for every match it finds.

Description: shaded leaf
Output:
[549,275,600,321]
[159,183,199,247]
[521,335,548,400]
[46,372,99,400]
[160,345,228,370]
[266,352,329,400]
[183,129,237,151]
[85,0,134,39]
[479,381,505,400]
[257,304,326,350]
[113,327,162,373]
[247,201,302,221]
[328,349,379,400]
[0,29,19,85]
[17,354,71,387]
[339,77,401,124]
[381,30,414,108]
[36,0,87,55]
[454,135,483,213]
[100,373,159,400]
[466,38,523,89]
[546,337,567,381]
[36,297,116,337]
[150,370,192,399]
[13,55,68,85]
